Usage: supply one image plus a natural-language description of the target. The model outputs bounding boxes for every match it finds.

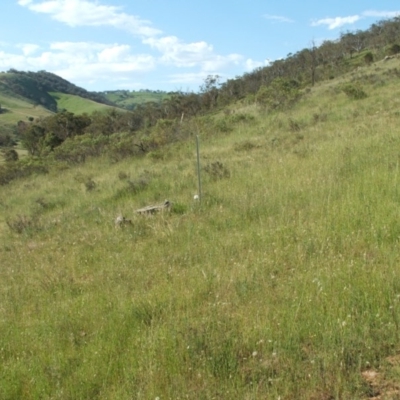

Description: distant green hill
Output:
[2,70,114,110]
[0,70,123,142]
[0,70,174,141]
[102,89,172,110]
[0,71,57,112]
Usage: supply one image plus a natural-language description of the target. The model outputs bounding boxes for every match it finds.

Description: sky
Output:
[1,1,400,93]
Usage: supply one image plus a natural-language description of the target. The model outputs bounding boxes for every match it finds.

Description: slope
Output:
[0,90,54,139]
[1,57,400,399]
[51,92,118,114]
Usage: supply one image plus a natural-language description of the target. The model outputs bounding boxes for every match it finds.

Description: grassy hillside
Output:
[103,90,172,110]
[2,58,400,399]
[0,91,53,137]
[51,92,118,114]
[0,71,121,141]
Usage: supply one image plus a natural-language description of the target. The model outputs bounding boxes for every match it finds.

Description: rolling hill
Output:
[0,70,173,143]
[103,89,172,110]
[0,70,117,141]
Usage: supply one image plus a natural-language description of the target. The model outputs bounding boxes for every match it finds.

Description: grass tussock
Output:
[2,58,400,399]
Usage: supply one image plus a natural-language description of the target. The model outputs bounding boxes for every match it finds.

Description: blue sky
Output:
[1,1,400,93]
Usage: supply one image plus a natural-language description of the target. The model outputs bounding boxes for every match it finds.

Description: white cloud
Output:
[362,10,400,18]
[49,53,156,88]
[168,72,207,84]
[17,0,33,6]
[311,10,400,31]
[97,44,131,63]
[202,54,242,72]
[17,0,243,75]
[245,58,270,71]
[55,58,153,81]
[0,51,28,70]
[18,0,161,37]
[50,41,103,53]
[263,14,293,23]
[144,36,214,67]
[311,15,361,30]
[18,43,41,56]
[144,35,242,71]
[0,41,155,87]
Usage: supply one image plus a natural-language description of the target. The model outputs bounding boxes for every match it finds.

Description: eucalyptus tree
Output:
[200,75,220,110]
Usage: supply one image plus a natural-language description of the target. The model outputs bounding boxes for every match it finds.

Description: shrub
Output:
[214,119,232,133]
[204,161,230,180]
[84,178,97,192]
[118,171,129,180]
[389,43,400,55]
[256,78,301,110]
[107,137,145,162]
[0,159,48,185]
[2,149,19,162]
[53,135,110,164]
[364,52,374,65]
[342,83,368,100]
[0,132,17,147]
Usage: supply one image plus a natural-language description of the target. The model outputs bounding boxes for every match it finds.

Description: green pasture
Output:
[50,92,117,114]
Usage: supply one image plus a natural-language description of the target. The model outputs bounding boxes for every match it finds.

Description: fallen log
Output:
[135,200,171,215]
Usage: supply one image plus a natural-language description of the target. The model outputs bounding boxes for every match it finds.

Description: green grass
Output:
[0,92,53,130]
[50,92,117,114]
[2,58,400,399]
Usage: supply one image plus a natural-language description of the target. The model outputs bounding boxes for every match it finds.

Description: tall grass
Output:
[1,59,400,399]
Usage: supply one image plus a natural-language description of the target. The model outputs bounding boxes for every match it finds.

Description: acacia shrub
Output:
[341,82,368,99]
[256,78,301,110]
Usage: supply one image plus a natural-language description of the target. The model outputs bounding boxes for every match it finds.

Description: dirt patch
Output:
[362,355,400,399]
